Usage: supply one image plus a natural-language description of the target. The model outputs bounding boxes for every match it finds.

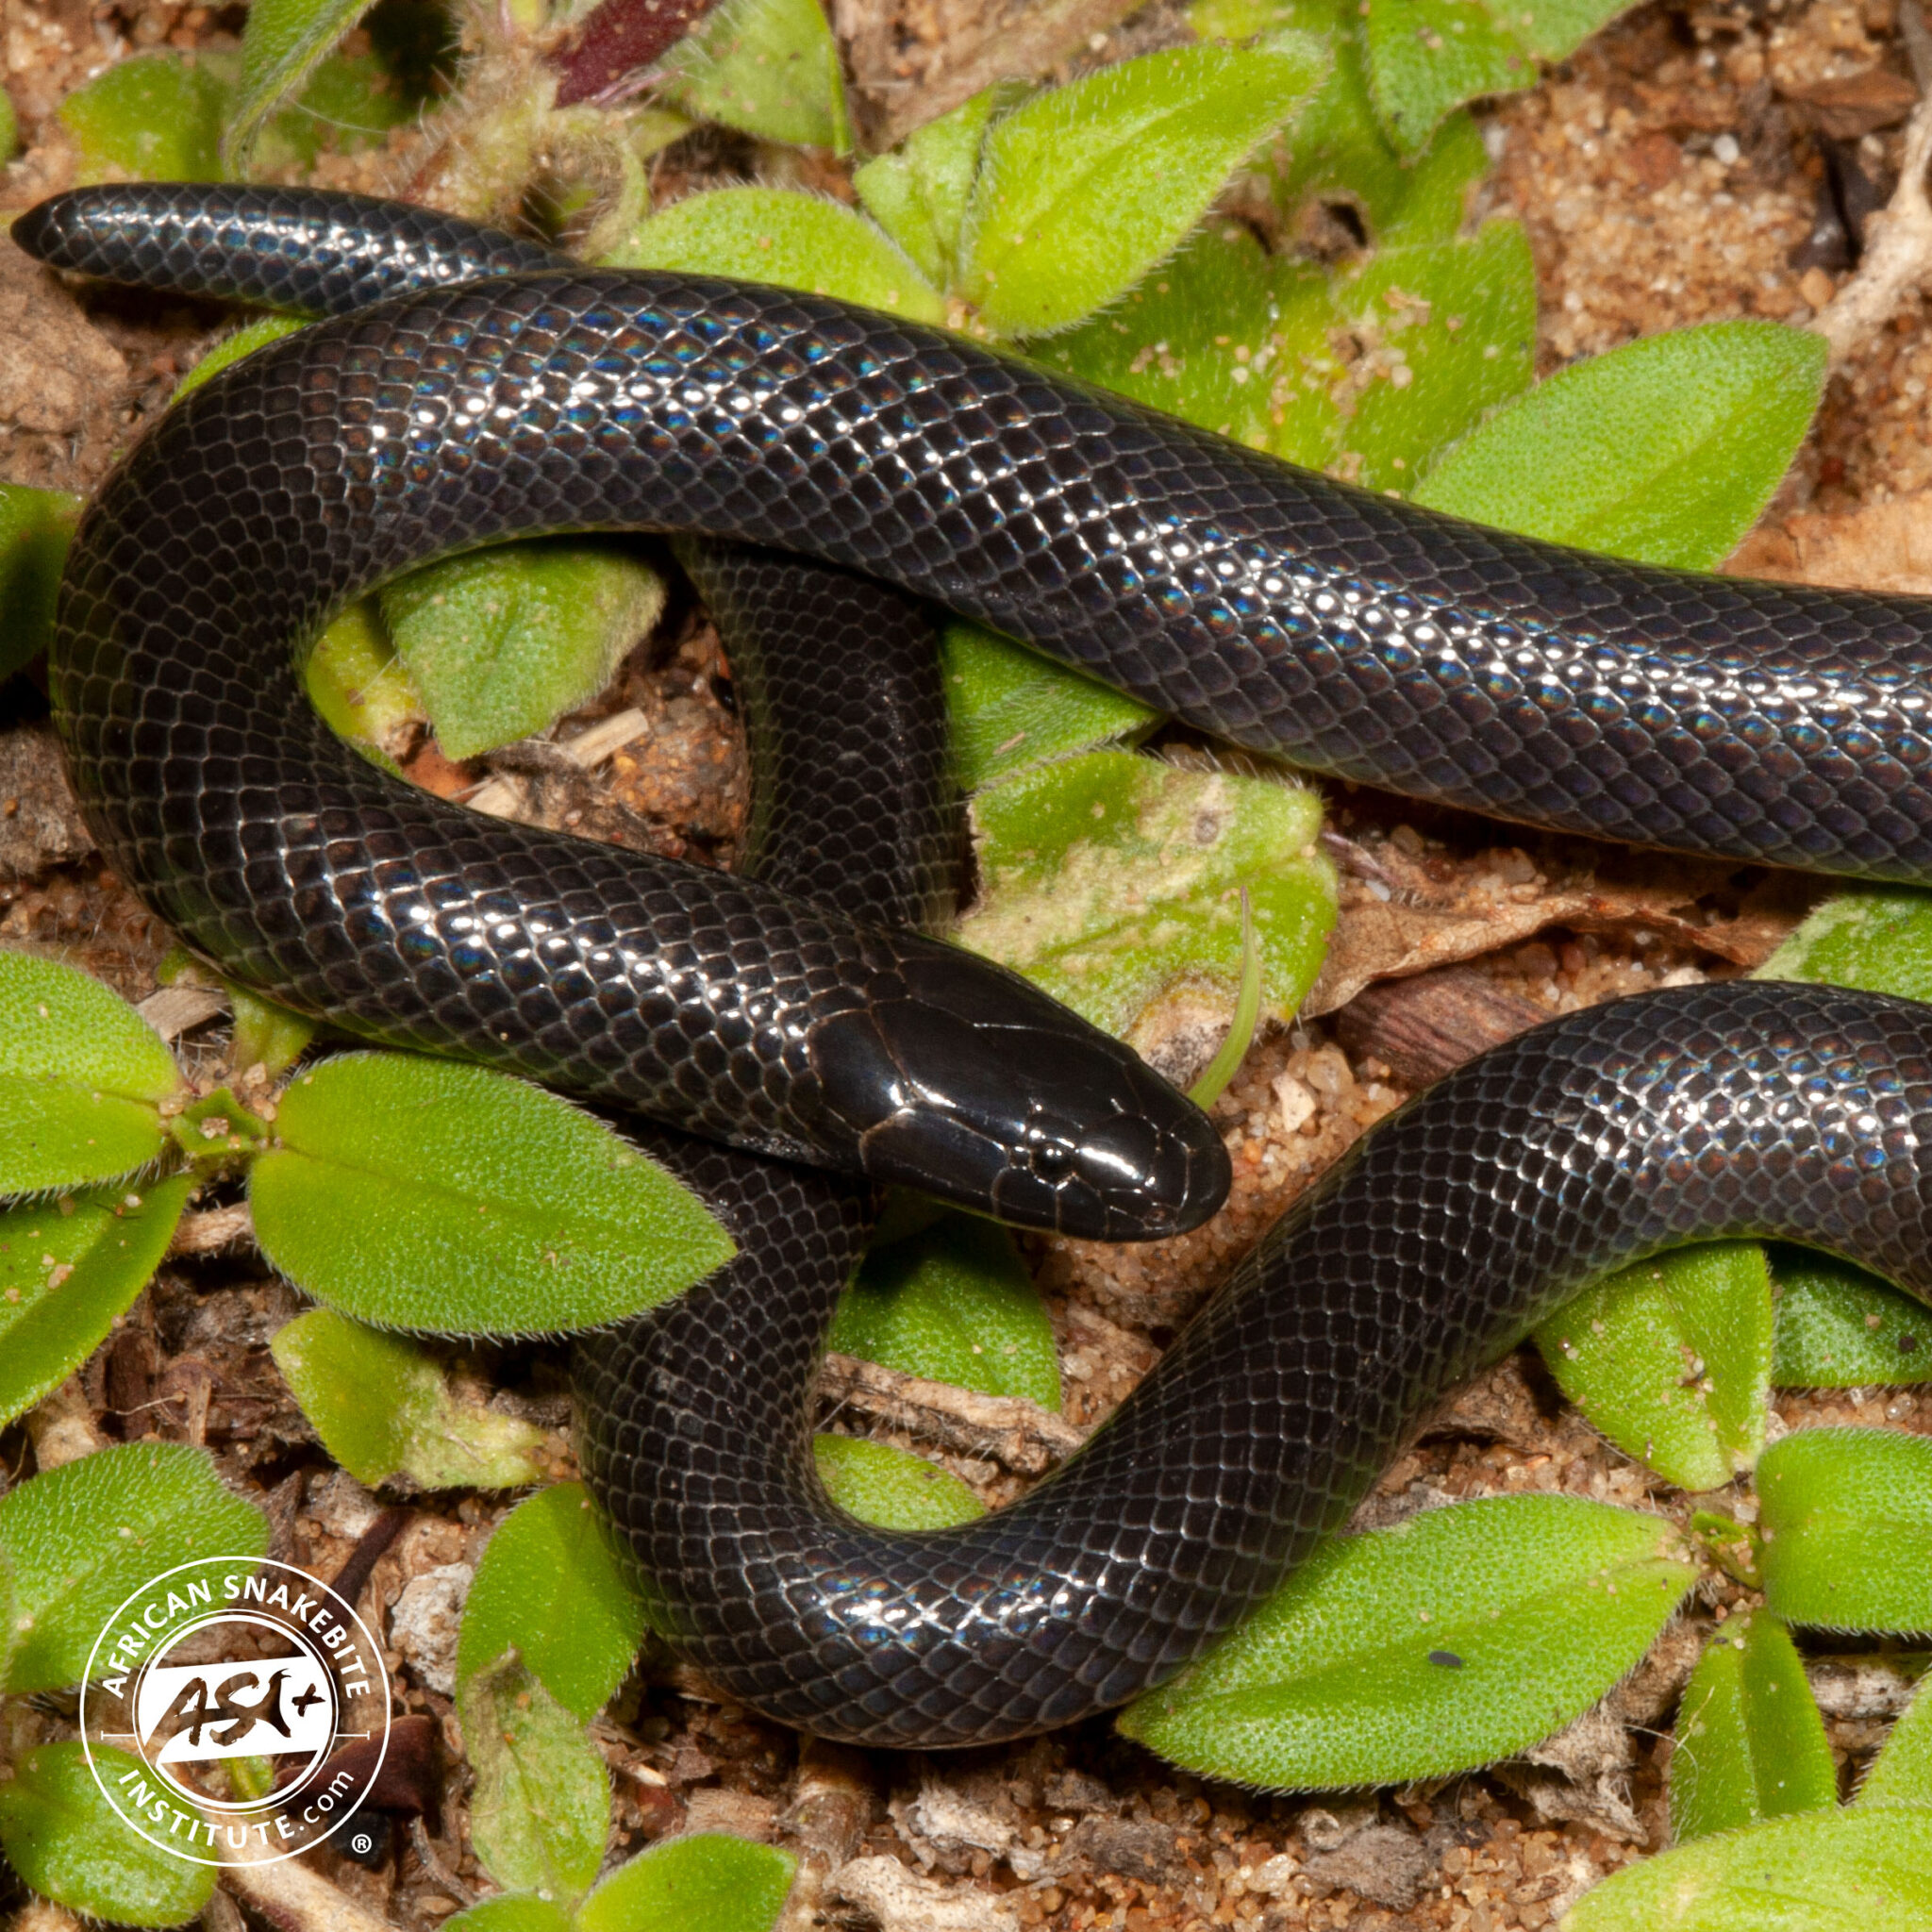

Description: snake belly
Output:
[20,188,1932,1749]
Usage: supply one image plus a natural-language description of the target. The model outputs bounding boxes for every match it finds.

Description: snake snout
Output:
[808,947,1230,1238]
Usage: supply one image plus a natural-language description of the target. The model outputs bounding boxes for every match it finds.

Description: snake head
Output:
[808,946,1230,1241]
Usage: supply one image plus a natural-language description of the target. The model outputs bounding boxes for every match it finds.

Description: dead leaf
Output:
[1779,66,1920,140]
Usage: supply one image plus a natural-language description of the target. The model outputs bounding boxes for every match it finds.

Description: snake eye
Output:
[1030,1141,1074,1183]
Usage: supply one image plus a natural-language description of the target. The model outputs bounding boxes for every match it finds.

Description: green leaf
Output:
[831,1212,1059,1407]
[0,87,15,160]
[173,315,309,402]
[1756,887,1932,1003]
[1758,1428,1932,1635]
[249,1052,734,1335]
[1858,1675,1932,1807]
[0,1176,191,1431]
[1364,0,1633,156]
[1414,321,1825,568]
[853,84,1019,288]
[604,188,943,322]
[381,541,665,761]
[1671,1614,1838,1842]
[958,39,1328,338]
[0,1441,267,1692]
[1534,1242,1772,1491]
[0,1742,211,1927]
[0,484,79,683]
[1192,0,1491,241]
[460,1653,608,1904]
[1770,1248,1932,1388]
[228,983,318,1079]
[576,1833,797,1932]
[942,620,1158,791]
[445,1901,575,1932]
[270,1308,554,1489]
[248,42,430,175]
[58,52,228,184]
[221,0,372,175]
[1267,224,1537,489]
[660,0,849,151]
[0,950,183,1194]
[305,598,425,762]
[813,1435,985,1530]
[1563,1805,1932,1932]
[457,1482,646,1721]
[1120,1494,1696,1787]
[1049,218,1536,489]
[1044,221,1282,448]
[956,747,1336,1041]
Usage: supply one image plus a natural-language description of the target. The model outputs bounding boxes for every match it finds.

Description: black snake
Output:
[18,184,1932,1746]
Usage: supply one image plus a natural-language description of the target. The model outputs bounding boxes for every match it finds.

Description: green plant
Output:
[4,0,1929,1923]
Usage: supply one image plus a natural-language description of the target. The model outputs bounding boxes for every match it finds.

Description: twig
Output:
[1812,0,1932,365]
[408,1815,479,1907]
[817,1353,1086,1476]
[222,1859,401,1932]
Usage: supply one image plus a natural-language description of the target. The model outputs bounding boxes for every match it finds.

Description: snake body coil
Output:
[21,186,1932,1746]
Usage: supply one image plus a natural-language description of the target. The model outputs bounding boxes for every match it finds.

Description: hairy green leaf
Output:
[1121,1495,1696,1787]
[444,1901,573,1932]
[607,188,942,320]
[457,1482,646,1720]
[249,1052,734,1335]
[1193,0,1491,241]
[0,484,79,682]
[1758,1428,1932,1634]
[0,1441,267,1692]
[305,599,425,762]
[59,52,228,183]
[248,41,431,175]
[1045,222,1284,448]
[660,0,849,150]
[1050,218,1535,486]
[957,748,1335,1042]
[0,1177,191,1431]
[0,950,182,1195]
[1364,0,1634,156]
[831,1212,1059,1407]
[1770,1248,1932,1388]
[1267,224,1537,488]
[0,1742,211,1926]
[223,0,375,175]
[1858,1675,1932,1807]
[382,541,665,760]
[576,1833,797,1932]
[1415,321,1825,567]
[1756,887,1932,1003]
[853,84,1018,287]
[941,621,1158,792]
[173,314,309,402]
[1672,1613,1838,1841]
[959,39,1327,337]
[1564,1804,1932,1931]
[813,1436,986,1530]
[228,984,318,1080]
[271,1309,554,1489]
[461,1653,608,1904]
[1535,1242,1772,1491]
